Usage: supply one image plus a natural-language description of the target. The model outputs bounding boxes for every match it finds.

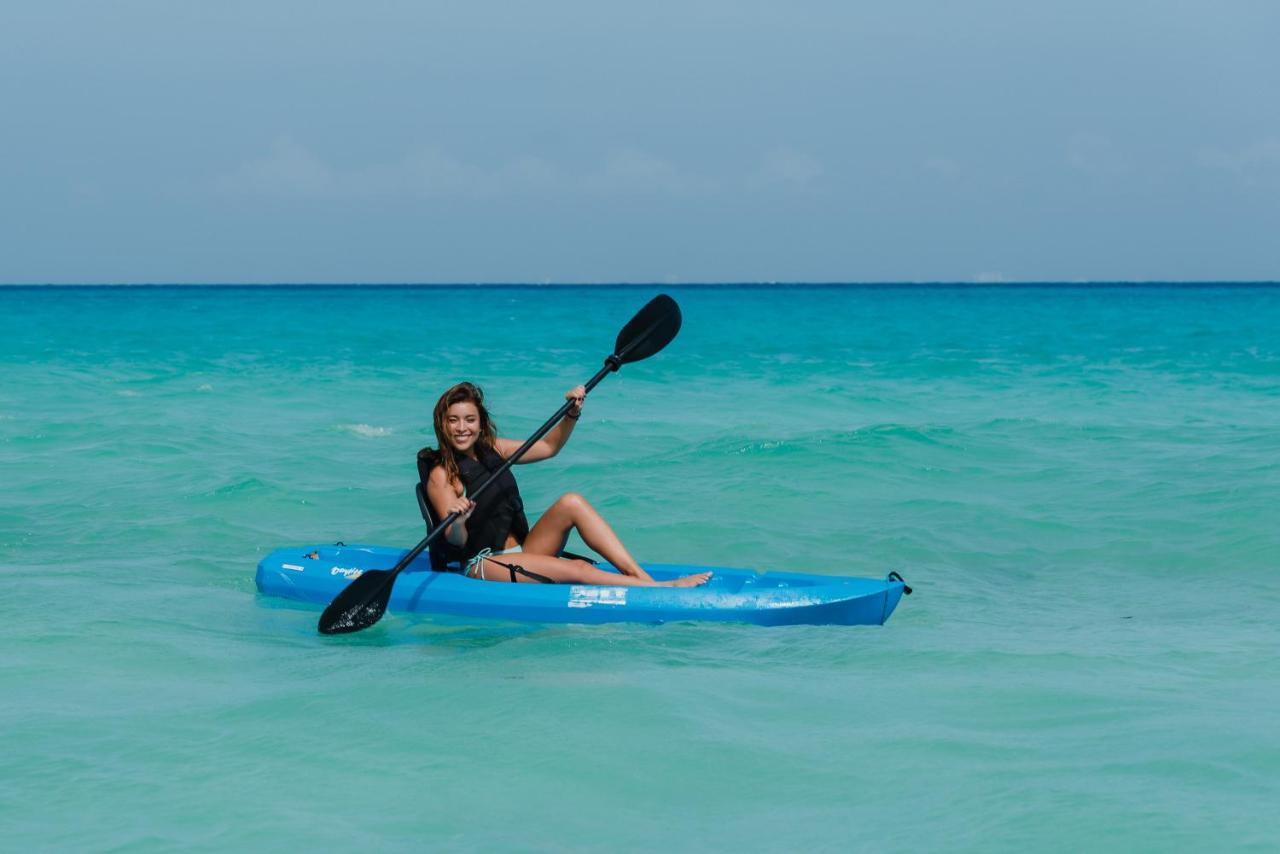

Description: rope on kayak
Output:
[484,556,556,585]
[887,571,913,595]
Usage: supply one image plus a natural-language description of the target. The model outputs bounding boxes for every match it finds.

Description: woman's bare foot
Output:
[662,572,712,588]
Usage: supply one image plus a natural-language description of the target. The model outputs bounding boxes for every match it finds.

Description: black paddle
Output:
[317,293,683,635]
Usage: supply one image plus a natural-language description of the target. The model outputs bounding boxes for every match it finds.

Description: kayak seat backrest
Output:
[414,482,600,569]
[415,480,433,526]
[416,482,459,572]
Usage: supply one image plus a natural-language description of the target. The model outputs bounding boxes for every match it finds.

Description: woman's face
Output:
[444,401,481,453]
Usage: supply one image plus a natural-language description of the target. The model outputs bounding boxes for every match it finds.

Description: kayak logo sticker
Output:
[330,566,365,580]
[281,564,305,572]
[568,587,627,608]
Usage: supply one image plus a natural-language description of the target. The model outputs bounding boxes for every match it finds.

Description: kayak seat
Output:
[414,482,599,572]
[416,482,460,572]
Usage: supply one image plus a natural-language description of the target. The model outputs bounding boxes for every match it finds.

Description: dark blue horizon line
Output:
[2,281,1279,290]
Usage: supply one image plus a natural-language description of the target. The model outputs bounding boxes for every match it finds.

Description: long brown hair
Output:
[425,382,499,489]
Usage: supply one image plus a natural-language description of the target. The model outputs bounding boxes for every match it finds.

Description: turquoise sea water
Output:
[2,284,1278,851]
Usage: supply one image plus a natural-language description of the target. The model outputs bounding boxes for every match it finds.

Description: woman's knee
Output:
[554,491,589,513]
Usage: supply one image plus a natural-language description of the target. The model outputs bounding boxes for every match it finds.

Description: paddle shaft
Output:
[380,356,623,580]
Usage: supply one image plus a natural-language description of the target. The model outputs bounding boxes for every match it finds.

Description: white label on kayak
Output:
[282,564,305,572]
[330,566,364,580]
[568,587,627,608]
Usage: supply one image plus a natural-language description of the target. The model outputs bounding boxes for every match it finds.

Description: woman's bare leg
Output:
[522,492,653,580]
[475,552,709,587]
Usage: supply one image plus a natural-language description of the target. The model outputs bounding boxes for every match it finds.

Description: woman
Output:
[418,382,710,588]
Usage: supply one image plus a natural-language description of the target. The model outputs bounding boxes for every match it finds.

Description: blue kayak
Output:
[256,543,910,627]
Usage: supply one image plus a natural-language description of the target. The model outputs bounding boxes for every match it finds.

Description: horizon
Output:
[3,280,1280,289]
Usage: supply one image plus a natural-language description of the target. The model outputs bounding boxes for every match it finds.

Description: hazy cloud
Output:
[923,156,963,180]
[750,149,825,189]
[215,138,336,197]
[1201,139,1280,188]
[1065,133,1127,177]
[215,139,719,200]
[581,148,714,195]
[214,138,540,199]
[971,271,1011,284]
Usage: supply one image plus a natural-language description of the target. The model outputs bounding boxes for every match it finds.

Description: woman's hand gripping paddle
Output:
[317,294,683,635]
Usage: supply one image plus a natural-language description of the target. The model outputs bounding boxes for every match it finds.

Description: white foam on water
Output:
[339,423,392,438]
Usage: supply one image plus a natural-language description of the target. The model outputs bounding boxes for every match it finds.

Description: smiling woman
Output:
[417,380,711,588]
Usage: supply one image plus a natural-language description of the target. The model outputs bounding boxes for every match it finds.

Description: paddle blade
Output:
[613,294,681,365]
[317,569,395,634]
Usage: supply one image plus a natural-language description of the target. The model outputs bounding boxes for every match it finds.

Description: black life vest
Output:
[417,445,529,566]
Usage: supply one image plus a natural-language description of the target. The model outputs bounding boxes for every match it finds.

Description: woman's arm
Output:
[495,385,585,464]
[426,465,474,546]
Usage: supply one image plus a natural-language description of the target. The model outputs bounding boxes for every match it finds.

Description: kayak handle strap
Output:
[887,571,913,595]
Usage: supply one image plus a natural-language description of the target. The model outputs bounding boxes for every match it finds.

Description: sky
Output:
[2,0,1278,283]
